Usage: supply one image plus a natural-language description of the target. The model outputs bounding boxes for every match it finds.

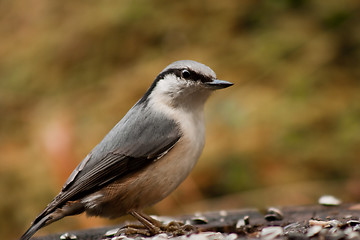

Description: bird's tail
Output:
[20,201,85,240]
[19,214,52,240]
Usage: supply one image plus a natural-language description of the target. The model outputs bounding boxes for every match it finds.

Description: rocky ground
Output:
[34,201,360,240]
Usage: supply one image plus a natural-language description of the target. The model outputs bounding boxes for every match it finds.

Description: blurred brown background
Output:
[1,0,360,239]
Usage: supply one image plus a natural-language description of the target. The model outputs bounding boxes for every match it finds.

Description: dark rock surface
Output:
[34,203,360,240]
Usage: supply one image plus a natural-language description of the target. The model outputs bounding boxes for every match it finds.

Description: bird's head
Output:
[141,60,233,110]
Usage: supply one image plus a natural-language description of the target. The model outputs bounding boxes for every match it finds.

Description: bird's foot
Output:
[125,210,197,237]
[115,220,197,237]
[116,225,153,236]
[160,221,197,236]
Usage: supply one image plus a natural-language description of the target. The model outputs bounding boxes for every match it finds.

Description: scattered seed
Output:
[319,228,329,236]
[346,231,360,239]
[347,220,360,227]
[189,216,208,225]
[152,233,169,240]
[134,237,145,240]
[59,232,77,240]
[190,232,225,240]
[111,236,132,240]
[225,233,238,240]
[220,210,228,217]
[324,220,341,228]
[318,195,341,206]
[194,212,202,217]
[309,220,331,227]
[264,207,283,221]
[328,227,340,234]
[354,224,360,232]
[235,219,245,229]
[105,228,120,237]
[188,234,209,240]
[260,226,284,240]
[184,220,191,225]
[306,225,322,237]
[283,222,303,234]
[243,215,250,225]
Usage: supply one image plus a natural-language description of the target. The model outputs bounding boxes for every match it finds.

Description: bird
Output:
[20,60,233,240]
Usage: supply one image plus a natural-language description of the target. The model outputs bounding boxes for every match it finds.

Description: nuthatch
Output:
[20,60,233,239]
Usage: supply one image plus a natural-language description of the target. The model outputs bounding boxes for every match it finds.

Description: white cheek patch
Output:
[148,75,183,107]
[156,74,184,96]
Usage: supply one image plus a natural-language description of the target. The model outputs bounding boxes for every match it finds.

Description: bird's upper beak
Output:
[205,79,234,89]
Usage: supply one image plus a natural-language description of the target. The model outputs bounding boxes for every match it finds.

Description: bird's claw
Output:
[116,221,197,237]
[160,221,197,236]
[116,226,153,237]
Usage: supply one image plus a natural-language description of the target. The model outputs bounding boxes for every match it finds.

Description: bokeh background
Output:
[1,0,360,239]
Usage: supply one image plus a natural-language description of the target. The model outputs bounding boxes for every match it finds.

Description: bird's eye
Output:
[181,70,191,79]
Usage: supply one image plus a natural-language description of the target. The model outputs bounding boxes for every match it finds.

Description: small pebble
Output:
[260,226,284,240]
[59,233,78,240]
[318,195,341,206]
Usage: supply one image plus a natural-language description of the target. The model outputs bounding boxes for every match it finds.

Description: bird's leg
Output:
[132,210,197,236]
[117,210,197,237]
[115,211,162,236]
[129,210,162,235]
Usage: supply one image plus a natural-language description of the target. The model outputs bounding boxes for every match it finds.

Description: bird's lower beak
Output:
[205,79,234,89]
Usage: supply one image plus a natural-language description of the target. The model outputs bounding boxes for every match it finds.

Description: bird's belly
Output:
[83,136,204,218]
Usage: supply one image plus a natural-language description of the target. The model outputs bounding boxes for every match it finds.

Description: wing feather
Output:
[34,102,181,223]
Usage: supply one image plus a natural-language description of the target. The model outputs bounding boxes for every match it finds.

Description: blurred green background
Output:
[1,0,360,239]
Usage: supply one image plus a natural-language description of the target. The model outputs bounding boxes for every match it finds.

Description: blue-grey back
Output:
[33,101,181,224]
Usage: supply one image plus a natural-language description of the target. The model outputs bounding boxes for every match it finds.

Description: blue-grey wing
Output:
[34,103,181,222]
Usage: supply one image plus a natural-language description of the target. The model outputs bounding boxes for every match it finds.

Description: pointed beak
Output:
[205,79,234,89]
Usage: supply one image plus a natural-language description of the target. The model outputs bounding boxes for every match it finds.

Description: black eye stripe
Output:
[170,69,212,83]
[138,68,213,105]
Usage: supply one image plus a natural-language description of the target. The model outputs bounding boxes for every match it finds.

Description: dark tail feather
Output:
[19,215,51,240]
[20,201,85,240]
